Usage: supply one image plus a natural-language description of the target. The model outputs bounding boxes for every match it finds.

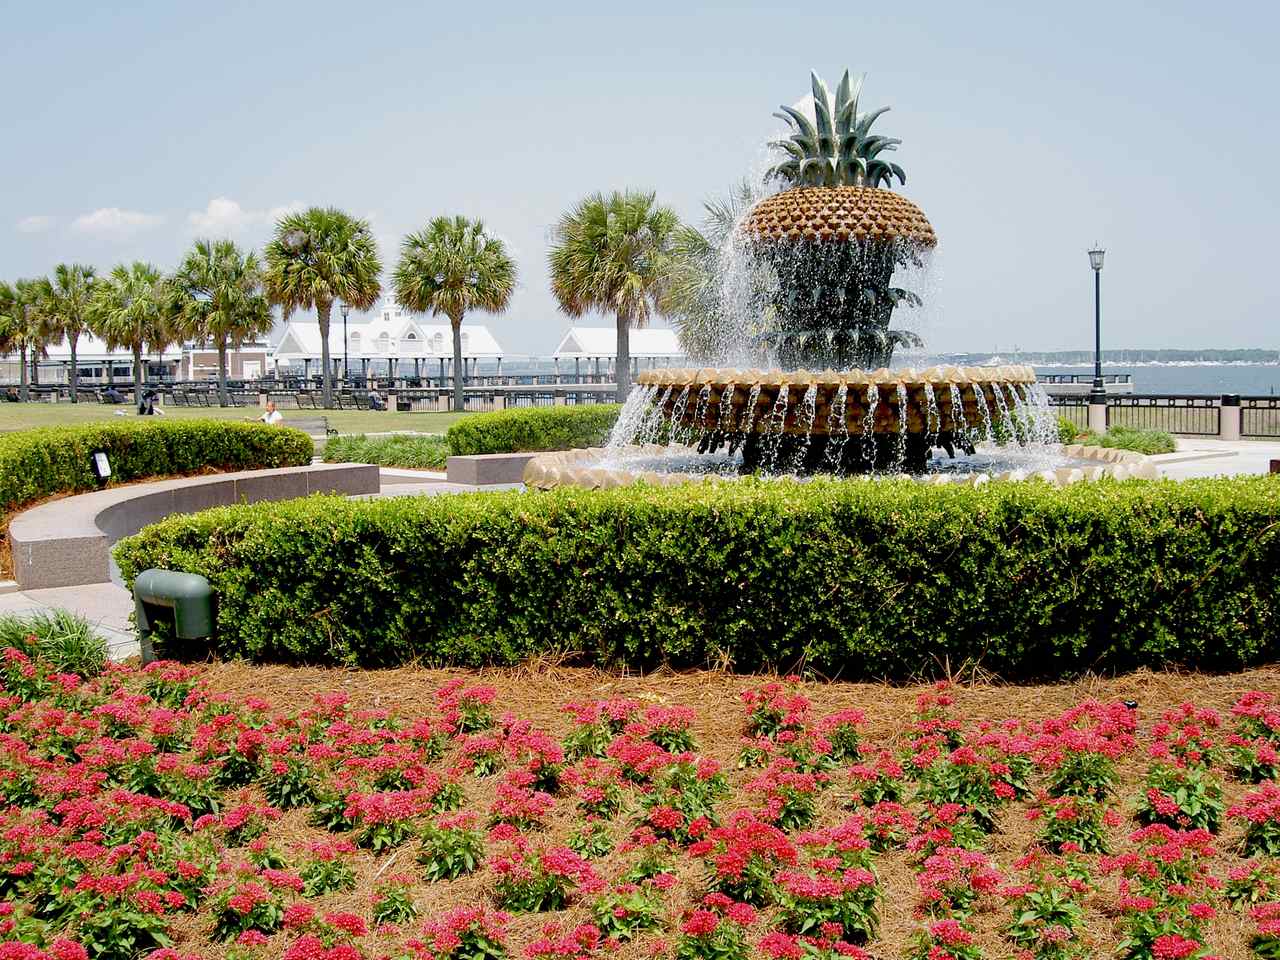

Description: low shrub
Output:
[0,610,107,677]
[445,404,620,456]
[114,475,1280,678]
[323,433,449,469]
[0,420,313,514]
[1079,426,1177,455]
[1057,416,1080,445]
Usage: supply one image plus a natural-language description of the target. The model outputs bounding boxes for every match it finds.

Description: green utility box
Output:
[133,569,214,662]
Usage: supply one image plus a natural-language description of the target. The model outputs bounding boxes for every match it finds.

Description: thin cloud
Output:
[186,197,304,236]
[16,215,54,234]
[71,207,164,236]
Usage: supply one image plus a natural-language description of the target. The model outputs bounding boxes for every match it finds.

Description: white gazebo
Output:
[551,326,686,380]
[273,302,504,380]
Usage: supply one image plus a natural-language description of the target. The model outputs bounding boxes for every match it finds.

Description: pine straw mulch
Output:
[167,660,1280,960]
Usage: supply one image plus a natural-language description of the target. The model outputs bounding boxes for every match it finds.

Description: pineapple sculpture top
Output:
[743,69,936,247]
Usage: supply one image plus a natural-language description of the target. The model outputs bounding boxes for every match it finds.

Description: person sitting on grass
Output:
[369,387,386,411]
[259,400,283,425]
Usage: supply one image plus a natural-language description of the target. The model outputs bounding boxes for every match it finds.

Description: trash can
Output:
[133,569,214,663]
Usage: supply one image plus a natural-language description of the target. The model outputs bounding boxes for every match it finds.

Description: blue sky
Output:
[2,0,1275,356]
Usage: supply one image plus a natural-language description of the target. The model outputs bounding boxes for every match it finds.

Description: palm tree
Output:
[0,279,51,401]
[173,239,273,406]
[89,262,168,394]
[263,208,381,409]
[42,264,98,401]
[548,191,679,402]
[393,217,516,412]
[659,182,768,364]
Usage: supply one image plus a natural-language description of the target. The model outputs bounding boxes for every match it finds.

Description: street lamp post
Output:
[1087,247,1107,433]
[340,302,351,383]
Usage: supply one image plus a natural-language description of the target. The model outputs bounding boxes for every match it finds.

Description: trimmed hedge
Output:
[445,405,620,456]
[114,476,1280,679]
[323,434,450,469]
[0,420,314,514]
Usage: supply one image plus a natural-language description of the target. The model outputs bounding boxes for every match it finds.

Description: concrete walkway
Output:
[1152,438,1280,480]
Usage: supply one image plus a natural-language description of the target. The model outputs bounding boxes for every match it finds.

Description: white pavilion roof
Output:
[552,326,685,360]
[274,312,504,362]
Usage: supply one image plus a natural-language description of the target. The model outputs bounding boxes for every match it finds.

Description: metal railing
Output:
[1038,373,1133,384]
[1242,397,1280,439]
[1048,395,1089,429]
[1104,395,1220,436]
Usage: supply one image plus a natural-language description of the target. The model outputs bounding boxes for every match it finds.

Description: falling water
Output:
[607,383,656,448]
[891,383,909,471]
[1027,382,1058,445]
[948,383,969,448]
[989,384,1017,444]
[690,384,712,449]
[973,385,994,442]
[742,384,762,433]
[630,385,673,446]
[923,383,940,452]
[824,383,850,473]
[789,384,818,471]
[861,384,880,465]
[665,386,693,451]
[760,385,791,469]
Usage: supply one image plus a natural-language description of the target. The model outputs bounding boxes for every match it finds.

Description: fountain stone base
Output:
[627,364,1046,474]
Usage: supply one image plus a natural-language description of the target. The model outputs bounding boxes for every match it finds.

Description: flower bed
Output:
[1,644,1280,958]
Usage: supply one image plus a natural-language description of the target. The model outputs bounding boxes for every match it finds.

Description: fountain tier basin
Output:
[624,364,1047,473]
[523,442,1158,491]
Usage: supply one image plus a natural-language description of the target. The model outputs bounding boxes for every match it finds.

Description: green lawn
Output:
[0,401,468,436]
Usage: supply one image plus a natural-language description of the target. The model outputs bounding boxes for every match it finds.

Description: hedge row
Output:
[323,433,450,469]
[114,475,1280,679]
[445,405,620,456]
[0,420,314,514]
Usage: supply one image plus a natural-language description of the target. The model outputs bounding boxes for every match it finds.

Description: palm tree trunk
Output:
[18,345,28,402]
[217,338,229,407]
[452,318,465,413]
[133,344,144,402]
[69,333,79,402]
[318,300,334,409]
[615,312,632,403]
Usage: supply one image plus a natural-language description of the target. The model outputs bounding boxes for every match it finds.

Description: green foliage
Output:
[1057,416,1080,445]
[768,69,906,188]
[0,610,107,677]
[1136,764,1225,832]
[300,856,356,897]
[324,433,450,469]
[393,217,516,412]
[114,475,1280,678]
[417,822,484,881]
[1079,426,1176,455]
[0,419,313,515]
[548,190,680,400]
[444,405,620,456]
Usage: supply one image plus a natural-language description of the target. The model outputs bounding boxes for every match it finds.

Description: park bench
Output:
[245,415,337,438]
[286,416,338,438]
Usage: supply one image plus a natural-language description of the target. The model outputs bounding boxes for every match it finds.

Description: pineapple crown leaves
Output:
[766,69,907,189]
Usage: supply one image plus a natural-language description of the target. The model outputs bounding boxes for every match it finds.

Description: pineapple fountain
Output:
[526,71,1146,490]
